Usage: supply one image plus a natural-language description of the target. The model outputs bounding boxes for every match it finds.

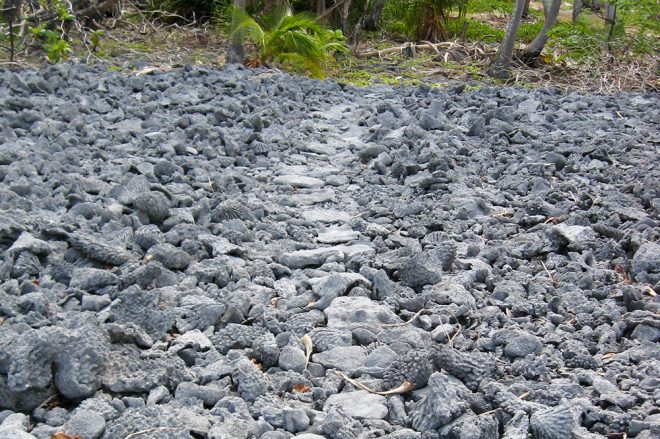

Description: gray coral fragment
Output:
[69,232,133,266]
[410,372,468,431]
[530,403,576,439]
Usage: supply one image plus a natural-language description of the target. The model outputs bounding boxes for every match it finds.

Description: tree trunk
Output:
[572,0,582,21]
[487,0,527,79]
[522,0,531,18]
[316,0,325,16]
[350,0,370,50]
[3,0,22,21]
[227,0,246,65]
[3,0,22,63]
[523,0,561,58]
[365,0,386,31]
[340,0,352,36]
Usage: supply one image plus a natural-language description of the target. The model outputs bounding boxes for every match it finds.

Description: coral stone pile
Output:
[0,63,658,439]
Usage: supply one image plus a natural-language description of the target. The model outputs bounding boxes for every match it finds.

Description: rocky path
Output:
[0,63,659,439]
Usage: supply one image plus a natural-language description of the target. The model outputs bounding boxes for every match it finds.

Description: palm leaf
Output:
[224,1,348,77]
[227,6,266,49]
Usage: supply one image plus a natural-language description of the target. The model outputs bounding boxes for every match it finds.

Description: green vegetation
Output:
[0,0,656,92]
[226,4,348,78]
[28,1,76,63]
[465,0,513,14]
[30,25,73,63]
[611,0,660,54]
[147,0,229,20]
[546,0,659,60]
[381,0,468,41]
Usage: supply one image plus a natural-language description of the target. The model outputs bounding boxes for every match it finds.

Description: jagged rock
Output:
[410,373,469,431]
[383,350,433,390]
[212,200,254,222]
[530,404,577,439]
[631,242,660,284]
[312,346,367,372]
[324,391,388,420]
[432,345,497,391]
[325,296,401,330]
[106,285,177,339]
[68,232,132,266]
[109,175,152,205]
[69,267,118,291]
[133,191,170,223]
[146,243,191,270]
[273,175,325,188]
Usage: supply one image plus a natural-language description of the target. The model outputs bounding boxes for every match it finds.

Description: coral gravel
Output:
[0,62,658,439]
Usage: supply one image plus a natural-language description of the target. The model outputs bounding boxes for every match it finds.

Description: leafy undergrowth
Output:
[0,1,656,93]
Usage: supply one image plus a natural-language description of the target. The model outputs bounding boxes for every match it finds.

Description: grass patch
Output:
[518,20,544,43]
[446,18,504,43]
[336,67,424,87]
[467,0,513,14]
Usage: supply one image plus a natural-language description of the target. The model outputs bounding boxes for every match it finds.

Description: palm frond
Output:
[261,3,293,32]
[225,1,348,77]
[227,6,266,49]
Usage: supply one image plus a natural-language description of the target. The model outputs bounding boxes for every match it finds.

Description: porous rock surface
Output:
[0,63,659,438]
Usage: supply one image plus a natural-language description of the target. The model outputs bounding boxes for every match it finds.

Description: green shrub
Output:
[30,25,72,63]
[466,0,513,14]
[226,3,349,78]
[444,18,503,43]
[611,0,660,54]
[517,20,544,44]
[146,0,229,21]
[381,0,468,42]
[547,15,605,59]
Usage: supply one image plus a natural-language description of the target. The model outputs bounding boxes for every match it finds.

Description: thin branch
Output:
[382,308,427,328]
[335,370,415,395]
[319,0,349,20]
[124,427,178,439]
[540,260,555,286]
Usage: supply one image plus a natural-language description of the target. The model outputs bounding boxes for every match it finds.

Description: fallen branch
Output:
[540,260,556,286]
[124,427,178,439]
[319,0,349,20]
[25,0,120,25]
[301,334,313,369]
[335,370,415,395]
[358,41,456,59]
[382,308,427,328]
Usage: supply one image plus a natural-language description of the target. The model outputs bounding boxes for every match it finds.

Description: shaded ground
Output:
[0,2,657,92]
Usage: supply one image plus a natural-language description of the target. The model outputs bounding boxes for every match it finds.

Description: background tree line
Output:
[1,1,657,81]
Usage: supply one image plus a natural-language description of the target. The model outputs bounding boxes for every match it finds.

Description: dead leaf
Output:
[643,285,656,297]
[31,279,40,286]
[134,66,159,76]
[377,381,414,395]
[291,383,311,393]
[301,335,313,369]
[335,370,414,396]
[250,358,263,370]
[612,264,631,284]
[602,352,616,362]
[52,433,83,439]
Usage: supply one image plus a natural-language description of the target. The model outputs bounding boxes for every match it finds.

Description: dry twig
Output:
[540,260,555,286]
[301,334,313,369]
[335,370,415,395]
[124,427,178,439]
[382,308,427,328]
